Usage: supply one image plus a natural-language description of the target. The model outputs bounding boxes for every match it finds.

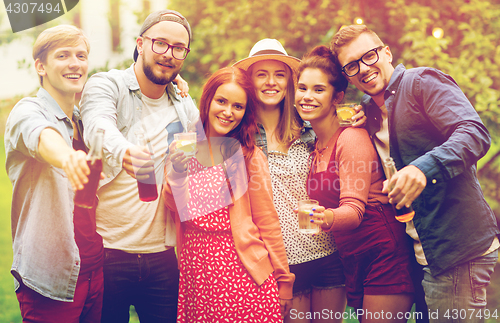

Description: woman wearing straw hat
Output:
[234,39,346,322]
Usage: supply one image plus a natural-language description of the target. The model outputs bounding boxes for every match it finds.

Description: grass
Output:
[0,140,20,323]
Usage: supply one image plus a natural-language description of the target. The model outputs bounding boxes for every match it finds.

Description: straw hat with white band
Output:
[233,39,300,77]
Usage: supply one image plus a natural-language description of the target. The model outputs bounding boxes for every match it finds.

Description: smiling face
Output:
[138,20,189,85]
[36,40,89,98]
[249,60,289,110]
[336,33,394,104]
[295,68,339,124]
[207,82,247,137]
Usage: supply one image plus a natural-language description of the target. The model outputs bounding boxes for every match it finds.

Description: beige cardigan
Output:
[163,147,294,299]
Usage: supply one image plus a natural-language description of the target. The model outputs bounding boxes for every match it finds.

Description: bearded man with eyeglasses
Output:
[80,10,199,323]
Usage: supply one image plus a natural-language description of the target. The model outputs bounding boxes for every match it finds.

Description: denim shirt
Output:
[80,64,199,186]
[5,88,81,301]
[361,64,499,275]
[255,122,316,156]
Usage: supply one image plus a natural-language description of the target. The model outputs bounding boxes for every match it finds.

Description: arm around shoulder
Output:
[183,94,200,129]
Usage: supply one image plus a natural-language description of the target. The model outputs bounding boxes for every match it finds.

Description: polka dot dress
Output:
[267,140,336,265]
[177,158,282,323]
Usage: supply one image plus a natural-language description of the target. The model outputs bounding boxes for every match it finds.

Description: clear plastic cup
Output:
[174,132,197,158]
[297,199,320,234]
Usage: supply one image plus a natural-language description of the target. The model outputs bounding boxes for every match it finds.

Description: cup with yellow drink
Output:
[174,132,197,158]
[336,103,357,127]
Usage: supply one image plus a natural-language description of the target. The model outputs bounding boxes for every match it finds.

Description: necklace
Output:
[316,128,340,157]
[207,138,215,166]
[315,139,330,157]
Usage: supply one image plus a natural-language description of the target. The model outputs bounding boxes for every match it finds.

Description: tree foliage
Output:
[169,0,364,99]
[387,0,500,135]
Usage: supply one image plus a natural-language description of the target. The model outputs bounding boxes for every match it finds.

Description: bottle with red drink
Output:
[74,128,105,209]
[384,157,415,222]
[136,131,158,202]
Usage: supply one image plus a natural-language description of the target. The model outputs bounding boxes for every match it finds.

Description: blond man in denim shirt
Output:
[5,25,104,322]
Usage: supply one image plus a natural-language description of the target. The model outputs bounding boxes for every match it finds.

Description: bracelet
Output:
[324,209,334,229]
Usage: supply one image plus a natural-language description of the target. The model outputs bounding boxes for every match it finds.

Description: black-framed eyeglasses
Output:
[342,46,384,77]
[142,35,190,60]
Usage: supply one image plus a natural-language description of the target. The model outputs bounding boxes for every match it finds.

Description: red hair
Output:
[199,66,257,157]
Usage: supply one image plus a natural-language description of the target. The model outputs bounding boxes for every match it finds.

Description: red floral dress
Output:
[176,159,282,323]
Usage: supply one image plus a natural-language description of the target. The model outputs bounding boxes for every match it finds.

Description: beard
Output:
[142,56,180,85]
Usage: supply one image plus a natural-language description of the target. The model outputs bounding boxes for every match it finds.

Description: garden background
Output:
[1,0,500,321]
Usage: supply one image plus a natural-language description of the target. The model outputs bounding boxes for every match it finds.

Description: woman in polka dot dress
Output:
[234,39,346,322]
[164,66,294,323]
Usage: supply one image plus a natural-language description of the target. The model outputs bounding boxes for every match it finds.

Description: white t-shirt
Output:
[374,104,428,265]
[375,104,499,265]
[96,92,181,253]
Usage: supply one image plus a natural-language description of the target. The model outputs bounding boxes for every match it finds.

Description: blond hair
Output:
[33,25,90,85]
[330,25,383,57]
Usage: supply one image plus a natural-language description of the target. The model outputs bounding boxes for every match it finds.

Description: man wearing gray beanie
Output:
[80,10,198,322]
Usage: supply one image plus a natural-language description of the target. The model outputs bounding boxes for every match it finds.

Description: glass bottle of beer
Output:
[74,128,105,208]
[384,157,415,222]
[135,131,158,202]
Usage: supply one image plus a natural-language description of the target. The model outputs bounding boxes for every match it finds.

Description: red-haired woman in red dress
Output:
[163,66,294,323]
